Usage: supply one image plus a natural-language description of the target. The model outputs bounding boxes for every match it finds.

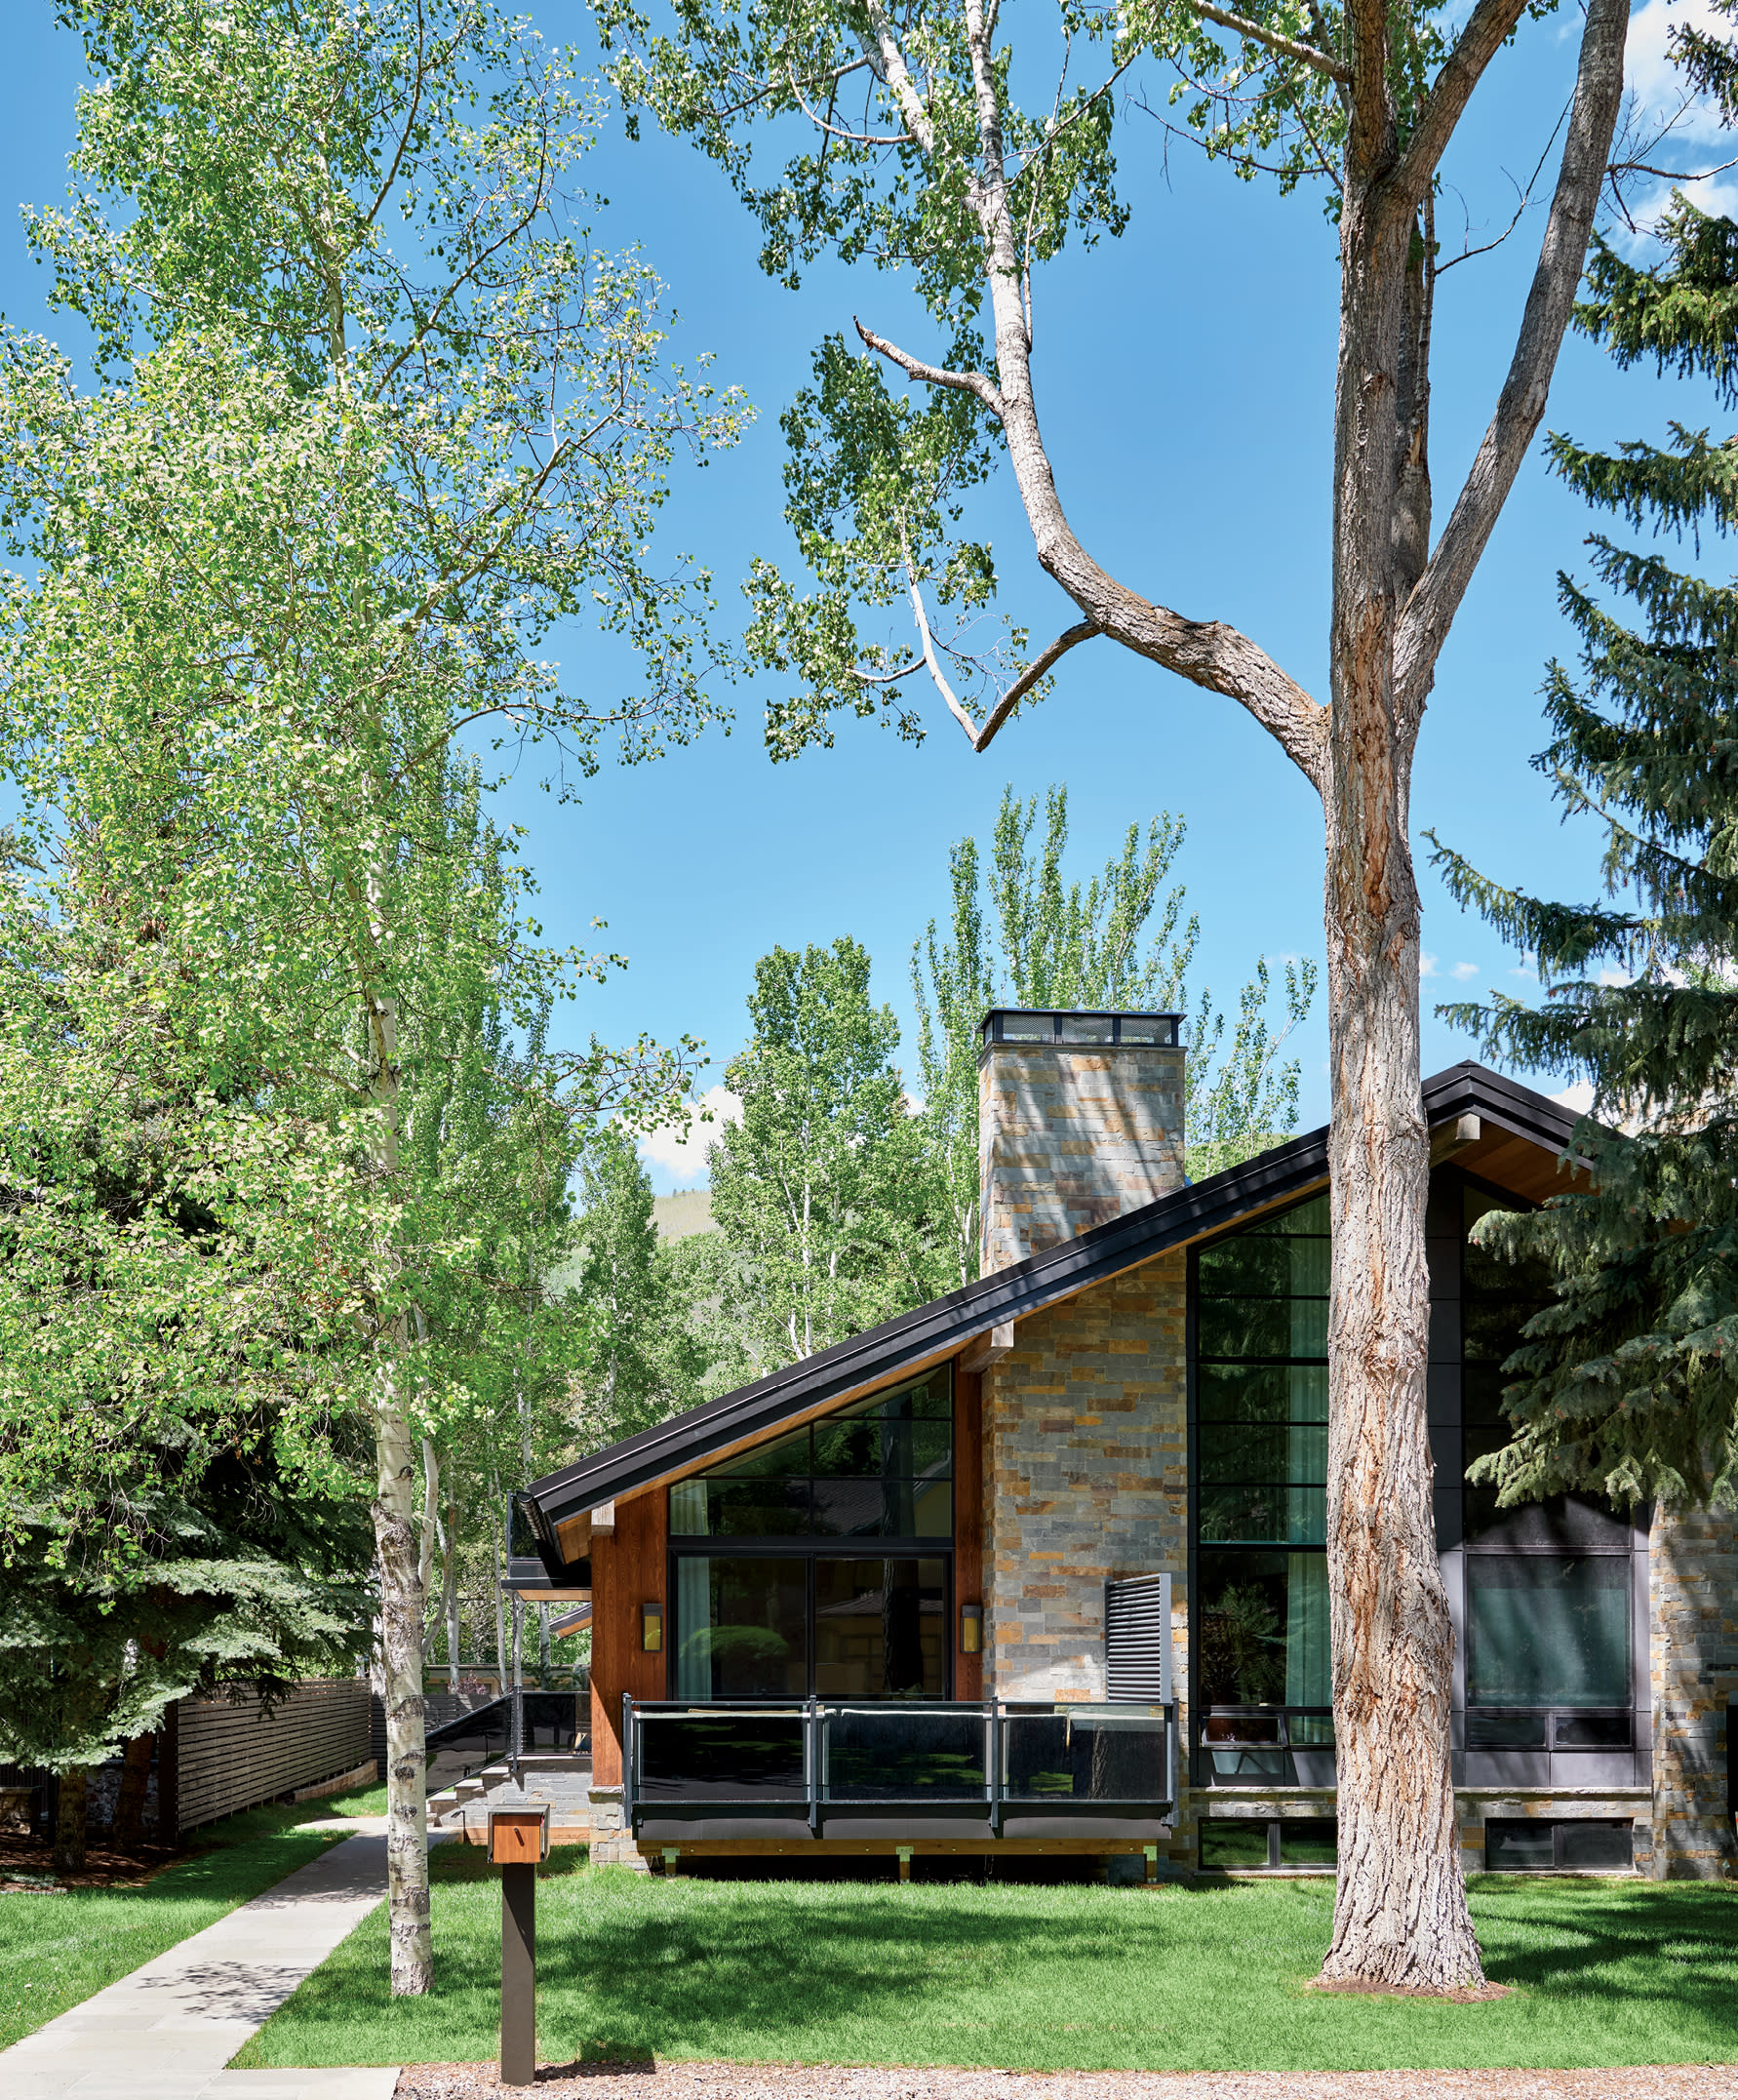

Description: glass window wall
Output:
[669,1369,953,1701]
[1196,1194,1331,1733]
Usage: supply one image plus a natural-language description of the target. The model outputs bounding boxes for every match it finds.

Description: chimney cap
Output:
[980,1009,1183,1050]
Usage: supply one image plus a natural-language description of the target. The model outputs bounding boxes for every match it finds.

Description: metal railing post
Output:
[1727,1698,1736,1831]
[620,1694,635,1832]
[808,1699,821,1834]
[1165,1700,1179,1818]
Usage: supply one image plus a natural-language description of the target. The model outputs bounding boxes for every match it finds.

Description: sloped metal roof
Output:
[520,1060,1579,1545]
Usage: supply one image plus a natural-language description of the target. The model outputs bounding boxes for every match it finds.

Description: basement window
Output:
[1200,1817,1337,1870]
[1484,1819,1633,1872]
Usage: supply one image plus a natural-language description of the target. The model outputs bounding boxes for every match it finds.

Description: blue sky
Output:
[2,0,1727,1190]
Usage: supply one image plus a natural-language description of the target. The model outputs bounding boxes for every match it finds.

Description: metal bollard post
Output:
[490,1805,550,2089]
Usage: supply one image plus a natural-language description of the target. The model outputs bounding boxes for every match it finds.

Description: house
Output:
[512,1010,1738,1880]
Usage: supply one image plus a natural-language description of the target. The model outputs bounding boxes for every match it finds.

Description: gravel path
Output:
[393,2061,1738,2100]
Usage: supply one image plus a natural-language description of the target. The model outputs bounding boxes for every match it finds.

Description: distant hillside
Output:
[652,1189,715,1242]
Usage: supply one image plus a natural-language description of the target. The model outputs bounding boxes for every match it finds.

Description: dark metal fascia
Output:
[522,1061,1577,1525]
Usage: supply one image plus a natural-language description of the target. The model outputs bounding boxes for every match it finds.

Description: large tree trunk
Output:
[54,1767,89,1876]
[111,1733,153,1853]
[1316,174,1481,1991]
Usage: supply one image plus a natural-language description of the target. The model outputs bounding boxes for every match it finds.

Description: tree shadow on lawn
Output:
[255,1864,1738,2075]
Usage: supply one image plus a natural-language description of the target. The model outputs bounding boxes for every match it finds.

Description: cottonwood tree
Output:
[914,784,1315,1280]
[31,0,739,1988]
[565,1123,707,1448]
[701,938,942,1381]
[597,0,1641,1984]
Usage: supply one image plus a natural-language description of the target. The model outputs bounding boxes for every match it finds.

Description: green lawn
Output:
[236,1850,1738,2075]
[0,1783,383,2053]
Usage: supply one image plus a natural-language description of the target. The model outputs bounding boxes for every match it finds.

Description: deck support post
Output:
[662,1847,680,1877]
[1144,1844,1158,1884]
[896,1846,913,1883]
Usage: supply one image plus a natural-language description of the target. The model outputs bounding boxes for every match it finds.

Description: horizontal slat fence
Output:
[174,1678,372,1834]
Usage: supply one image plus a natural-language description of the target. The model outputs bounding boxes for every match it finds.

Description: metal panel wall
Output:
[175,1678,371,1833]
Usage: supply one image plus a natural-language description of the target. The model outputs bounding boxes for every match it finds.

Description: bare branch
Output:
[1435,97,1568,273]
[1389,0,1531,211]
[1306,0,1351,110]
[787,62,913,143]
[1397,0,1630,718]
[854,317,1004,412]
[847,657,927,686]
[856,0,935,153]
[973,619,1101,750]
[1189,0,1350,82]
[901,542,984,742]
[1610,151,1738,180]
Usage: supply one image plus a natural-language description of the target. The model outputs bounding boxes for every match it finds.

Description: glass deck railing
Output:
[622,1696,1178,1831]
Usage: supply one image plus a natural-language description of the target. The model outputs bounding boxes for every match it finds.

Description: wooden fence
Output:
[166,1677,373,1837]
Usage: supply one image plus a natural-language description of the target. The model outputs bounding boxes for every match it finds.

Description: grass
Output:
[236,1850,1738,2075]
[0,1778,385,2052]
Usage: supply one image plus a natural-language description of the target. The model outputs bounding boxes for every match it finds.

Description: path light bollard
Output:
[490,1803,550,2089]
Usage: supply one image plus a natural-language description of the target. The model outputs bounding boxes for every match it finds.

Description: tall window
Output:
[669,1371,952,1700]
[1460,1182,1635,1735]
[1194,1193,1330,1734]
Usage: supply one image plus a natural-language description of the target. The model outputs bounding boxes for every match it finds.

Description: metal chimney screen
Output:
[1105,1572,1172,1703]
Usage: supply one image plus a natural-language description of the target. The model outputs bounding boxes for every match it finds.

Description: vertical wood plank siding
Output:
[175,1678,372,1833]
[588,1491,669,1788]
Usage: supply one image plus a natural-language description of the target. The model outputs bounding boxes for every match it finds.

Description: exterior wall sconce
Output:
[960,1603,983,1654]
[641,1602,663,1653]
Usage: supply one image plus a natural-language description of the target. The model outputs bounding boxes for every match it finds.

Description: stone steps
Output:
[427,1752,593,1843]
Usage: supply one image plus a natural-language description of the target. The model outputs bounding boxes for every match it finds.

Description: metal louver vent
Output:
[1105,1572,1172,1703]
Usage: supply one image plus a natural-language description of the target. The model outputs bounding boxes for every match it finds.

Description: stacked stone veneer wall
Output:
[982,1251,1194,1869]
[1650,1499,1738,1880]
[979,1043,1186,1272]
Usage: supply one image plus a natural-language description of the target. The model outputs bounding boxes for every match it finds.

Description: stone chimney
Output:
[977,1009,1187,1273]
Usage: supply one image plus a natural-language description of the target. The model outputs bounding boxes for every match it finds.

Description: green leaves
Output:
[705,936,945,1375]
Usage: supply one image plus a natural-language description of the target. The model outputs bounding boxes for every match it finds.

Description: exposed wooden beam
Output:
[960,1322,1015,1374]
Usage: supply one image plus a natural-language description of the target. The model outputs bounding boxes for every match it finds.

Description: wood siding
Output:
[589,1488,669,1787]
[175,1677,371,1834]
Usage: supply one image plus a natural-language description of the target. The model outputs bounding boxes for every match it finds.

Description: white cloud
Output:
[1420,951,1440,979]
[1450,961,1480,981]
[637,1084,742,1188]
[1621,0,1738,231]
[1552,1079,1597,1115]
[1598,967,1635,987]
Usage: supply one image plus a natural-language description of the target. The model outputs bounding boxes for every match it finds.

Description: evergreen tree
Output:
[913,785,1316,1282]
[1433,107,1738,1509]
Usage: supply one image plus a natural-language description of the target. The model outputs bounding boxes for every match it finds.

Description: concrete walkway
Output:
[0,1831,415,2100]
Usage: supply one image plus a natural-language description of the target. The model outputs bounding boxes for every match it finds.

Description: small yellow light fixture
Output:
[960,1602,983,1655]
[641,1601,664,1653]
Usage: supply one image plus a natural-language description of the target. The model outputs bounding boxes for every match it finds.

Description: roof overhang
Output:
[518,1061,1586,1542]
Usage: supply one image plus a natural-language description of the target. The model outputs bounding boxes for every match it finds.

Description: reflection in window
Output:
[674,1557,808,1699]
[1467,1555,1630,1708]
[814,1558,945,1697]
[1196,1194,1331,1731]
[669,1371,952,1539]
